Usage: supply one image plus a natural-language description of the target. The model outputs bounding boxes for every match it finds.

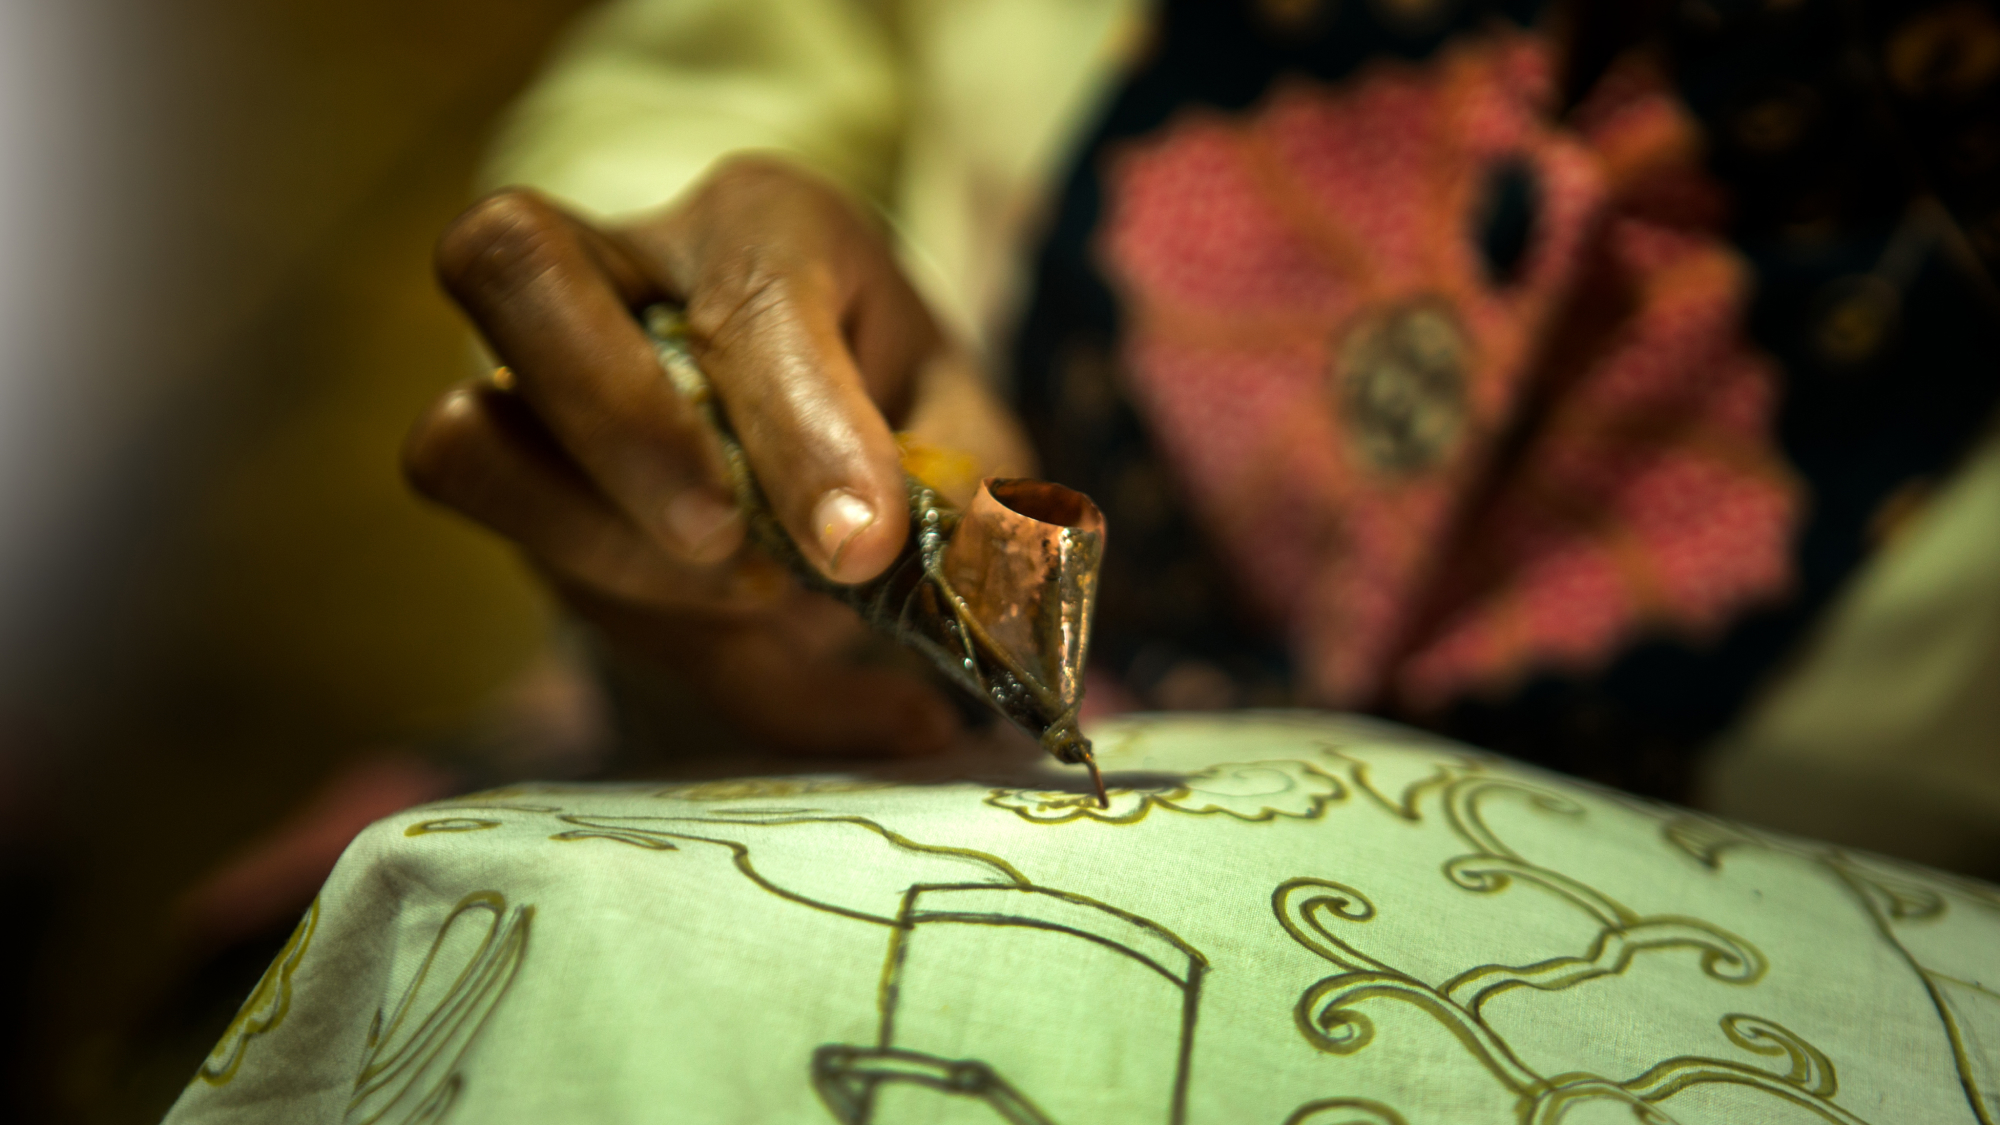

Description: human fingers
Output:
[630,157,941,585]
[404,379,786,614]
[434,189,746,567]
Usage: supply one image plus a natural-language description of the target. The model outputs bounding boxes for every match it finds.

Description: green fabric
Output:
[165,713,2000,1123]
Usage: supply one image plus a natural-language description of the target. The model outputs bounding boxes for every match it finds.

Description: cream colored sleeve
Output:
[479,0,1141,351]
[478,0,905,218]
[1704,420,2000,873]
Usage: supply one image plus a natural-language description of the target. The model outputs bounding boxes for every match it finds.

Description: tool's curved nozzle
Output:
[942,479,1104,714]
[1041,721,1106,809]
[946,480,1108,806]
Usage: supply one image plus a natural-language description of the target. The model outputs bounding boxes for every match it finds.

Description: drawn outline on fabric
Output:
[346,890,533,1125]
[198,897,320,1086]
[1659,810,2000,1124]
[1271,767,1880,1123]
[542,809,1209,1123]
[351,713,1999,1124]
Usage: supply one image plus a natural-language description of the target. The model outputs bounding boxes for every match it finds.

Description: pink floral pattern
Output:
[1099,33,1799,710]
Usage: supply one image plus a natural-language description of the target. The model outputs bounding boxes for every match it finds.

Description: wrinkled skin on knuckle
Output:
[435,189,571,303]
[673,158,846,285]
[684,258,808,361]
[706,164,934,407]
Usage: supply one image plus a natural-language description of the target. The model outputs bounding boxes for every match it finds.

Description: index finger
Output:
[633,160,938,584]
[435,188,745,564]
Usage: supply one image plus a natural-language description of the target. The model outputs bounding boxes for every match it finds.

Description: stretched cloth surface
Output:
[165,712,2000,1123]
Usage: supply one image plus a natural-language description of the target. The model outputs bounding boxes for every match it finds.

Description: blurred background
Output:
[0,2,594,1119]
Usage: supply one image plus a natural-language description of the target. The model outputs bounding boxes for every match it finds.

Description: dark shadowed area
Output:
[0,3,592,1120]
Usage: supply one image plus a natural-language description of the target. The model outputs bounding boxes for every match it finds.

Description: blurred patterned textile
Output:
[1013,0,2000,799]
[1096,33,1797,713]
[164,713,2000,1123]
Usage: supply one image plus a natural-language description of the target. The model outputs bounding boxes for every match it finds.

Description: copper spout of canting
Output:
[942,480,1103,715]
[942,479,1108,806]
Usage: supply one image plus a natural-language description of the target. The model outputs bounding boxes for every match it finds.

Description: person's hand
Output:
[405,155,1033,756]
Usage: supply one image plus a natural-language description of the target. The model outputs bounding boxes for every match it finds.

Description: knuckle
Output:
[701,153,797,199]
[435,190,570,300]
[684,234,835,365]
[689,263,796,351]
[401,387,487,503]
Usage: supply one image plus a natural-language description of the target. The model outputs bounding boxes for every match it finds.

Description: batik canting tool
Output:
[644,305,1109,806]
